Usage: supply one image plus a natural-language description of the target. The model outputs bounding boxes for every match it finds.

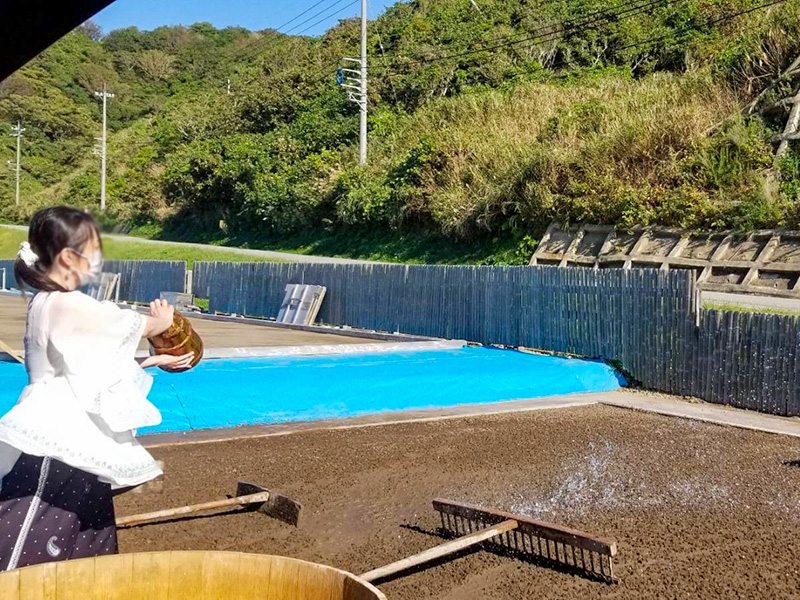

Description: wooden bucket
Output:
[148,312,204,372]
[0,551,386,599]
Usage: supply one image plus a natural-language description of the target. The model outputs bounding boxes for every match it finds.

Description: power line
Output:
[614,0,788,54]
[275,0,333,32]
[240,0,570,64]
[369,2,667,86]
[367,0,672,74]
[536,0,791,79]
[236,0,653,90]
[293,0,361,36]
[373,0,786,81]
[233,0,786,92]
[321,0,665,87]
[316,0,658,87]
[235,30,292,63]
[225,0,789,135]
[233,3,355,90]
[368,0,660,72]
[233,0,341,62]
[285,0,354,35]
[231,0,358,82]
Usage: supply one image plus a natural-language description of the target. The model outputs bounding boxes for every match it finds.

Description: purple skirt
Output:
[0,453,117,571]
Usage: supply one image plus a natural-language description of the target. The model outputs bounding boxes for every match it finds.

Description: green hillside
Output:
[1,0,800,263]
[0,227,284,267]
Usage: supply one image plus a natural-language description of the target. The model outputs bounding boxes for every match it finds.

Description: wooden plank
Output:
[767,314,781,414]
[265,553,303,600]
[0,568,20,600]
[730,312,748,406]
[18,559,58,600]
[233,553,274,600]
[165,551,206,600]
[775,314,788,416]
[790,316,800,416]
[93,553,133,600]
[657,273,666,391]
[55,558,95,600]
[786,316,798,415]
[722,310,735,406]
[706,310,718,404]
[740,311,754,411]
[759,314,772,414]
[765,314,777,414]
[128,552,171,600]
[752,314,765,414]
[200,551,247,600]
[714,309,726,406]
[775,314,789,416]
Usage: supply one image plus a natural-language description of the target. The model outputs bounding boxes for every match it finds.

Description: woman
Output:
[0,206,193,571]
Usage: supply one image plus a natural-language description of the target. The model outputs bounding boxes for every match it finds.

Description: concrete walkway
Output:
[601,389,800,438]
[143,387,800,448]
[0,223,377,265]
[143,392,601,447]
[702,290,800,314]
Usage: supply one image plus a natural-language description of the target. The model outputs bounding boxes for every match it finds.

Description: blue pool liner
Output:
[0,346,624,434]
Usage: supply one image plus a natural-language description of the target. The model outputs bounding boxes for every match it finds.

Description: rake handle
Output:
[116,491,270,528]
[360,518,518,583]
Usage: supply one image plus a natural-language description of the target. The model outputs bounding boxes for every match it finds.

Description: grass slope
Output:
[0,228,281,268]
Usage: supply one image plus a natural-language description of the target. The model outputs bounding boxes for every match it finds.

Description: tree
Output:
[103,27,144,53]
[77,20,103,42]
[136,50,176,80]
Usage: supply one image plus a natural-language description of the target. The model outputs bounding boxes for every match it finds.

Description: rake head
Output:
[237,481,303,527]
[433,499,618,582]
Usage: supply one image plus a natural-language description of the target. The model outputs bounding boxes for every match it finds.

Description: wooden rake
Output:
[360,499,618,585]
[116,481,302,528]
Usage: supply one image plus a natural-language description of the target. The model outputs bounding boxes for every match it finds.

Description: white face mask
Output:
[72,249,104,286]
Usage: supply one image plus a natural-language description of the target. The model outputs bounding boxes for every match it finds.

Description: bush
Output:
[8,0,800,248]
[162,134,335,234]
[332,168,394,225]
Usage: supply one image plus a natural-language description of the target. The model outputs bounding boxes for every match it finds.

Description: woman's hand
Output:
[143,299,174,338]
[139,352,195,371]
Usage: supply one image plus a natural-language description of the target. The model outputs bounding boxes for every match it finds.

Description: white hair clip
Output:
[17,241,39,267]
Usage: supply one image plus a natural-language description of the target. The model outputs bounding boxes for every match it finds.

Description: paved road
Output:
[0,224,375,265]
[701,290,800,314]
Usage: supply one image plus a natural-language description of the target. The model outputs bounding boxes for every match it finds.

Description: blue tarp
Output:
[0,346,624,434]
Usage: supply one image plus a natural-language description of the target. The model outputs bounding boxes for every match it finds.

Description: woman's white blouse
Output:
[0,291,163,488]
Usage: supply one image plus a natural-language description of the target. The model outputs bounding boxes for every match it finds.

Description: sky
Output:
[92,0,398,37]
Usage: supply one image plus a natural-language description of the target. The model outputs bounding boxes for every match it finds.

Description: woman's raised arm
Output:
[142,298,174,339]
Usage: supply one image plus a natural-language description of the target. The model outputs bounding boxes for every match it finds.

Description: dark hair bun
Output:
[14,206,101,293]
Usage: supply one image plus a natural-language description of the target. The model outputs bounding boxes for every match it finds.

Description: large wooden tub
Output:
[0,551,386,599]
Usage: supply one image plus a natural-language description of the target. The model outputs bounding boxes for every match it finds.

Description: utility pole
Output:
[93,84,114,211]
[9,122,24,206]
[336,0,368,165]
[359,0,367,165]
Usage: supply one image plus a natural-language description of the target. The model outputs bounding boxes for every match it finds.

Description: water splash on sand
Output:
[508,440,744,520]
